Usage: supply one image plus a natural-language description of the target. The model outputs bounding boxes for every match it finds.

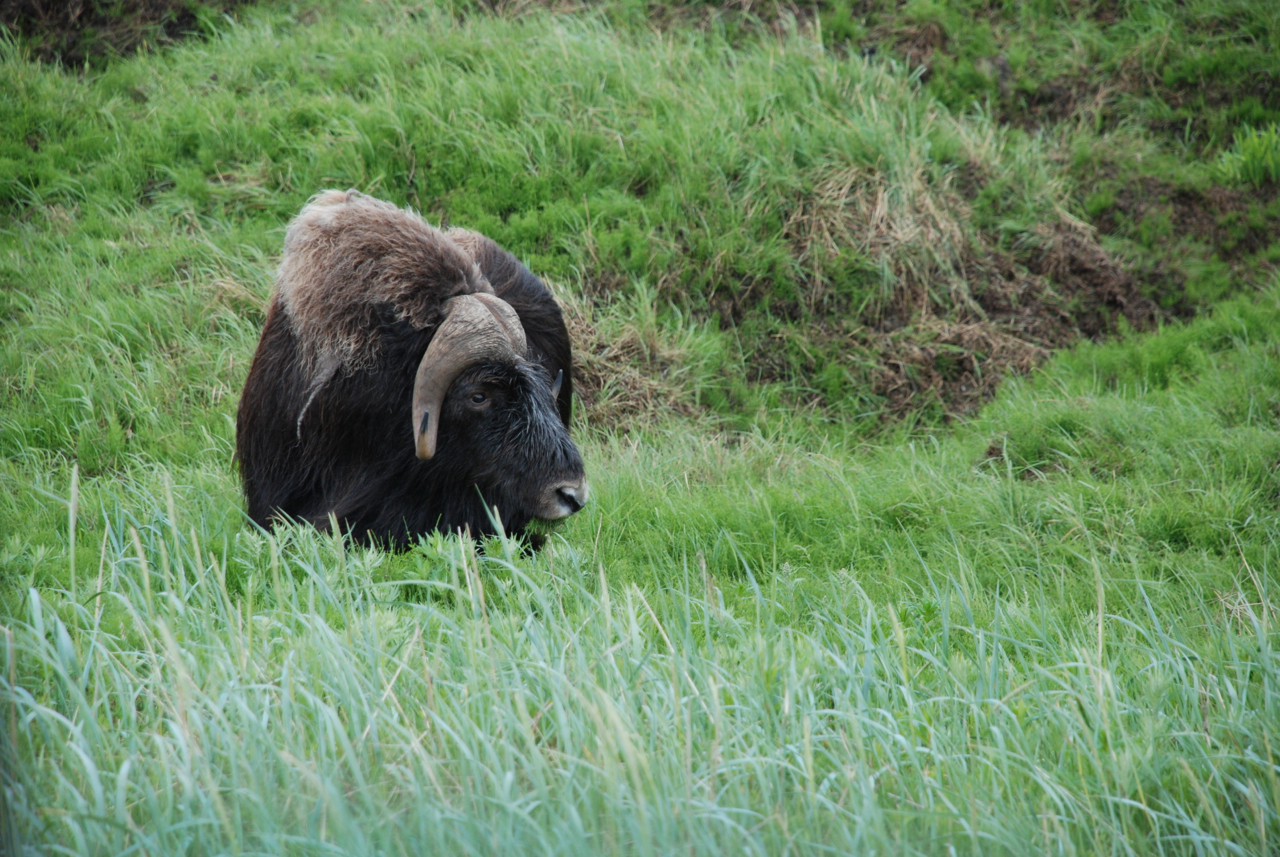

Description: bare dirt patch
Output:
[867,319,1048,418]
[1024,225,1159,334]
[1,0,248,65]
[1095,178,1280,262]
[860,224,1155,421]
[871,19,947,81]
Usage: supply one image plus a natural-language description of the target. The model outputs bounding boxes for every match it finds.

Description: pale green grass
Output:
[3,470,1277,855]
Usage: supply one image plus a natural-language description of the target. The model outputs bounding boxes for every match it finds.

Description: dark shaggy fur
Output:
[236,191,584,547]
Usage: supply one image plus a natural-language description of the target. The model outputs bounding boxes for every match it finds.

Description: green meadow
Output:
[2,1,1279,853]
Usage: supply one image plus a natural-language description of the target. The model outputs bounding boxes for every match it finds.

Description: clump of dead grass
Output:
[1213,585,1278,631]
[773,142,1159,423]
[555,286,702,428]
[865,319,1048,418]
[784,161,973,319]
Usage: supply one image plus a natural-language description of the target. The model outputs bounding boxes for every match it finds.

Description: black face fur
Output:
[431,359,586,536]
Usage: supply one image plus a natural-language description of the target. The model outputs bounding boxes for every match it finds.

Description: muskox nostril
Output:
[551,480,589,517]
[557,486,584,513]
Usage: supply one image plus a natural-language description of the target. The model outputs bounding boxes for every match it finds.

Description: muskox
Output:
[235,190,589,548]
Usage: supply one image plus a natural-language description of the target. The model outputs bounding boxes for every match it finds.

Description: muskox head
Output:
[413,292,589,529]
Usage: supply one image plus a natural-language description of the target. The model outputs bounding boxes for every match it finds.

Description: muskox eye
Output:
[470,392,487,405]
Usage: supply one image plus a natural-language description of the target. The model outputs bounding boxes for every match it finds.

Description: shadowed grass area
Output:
[0,0,251,66]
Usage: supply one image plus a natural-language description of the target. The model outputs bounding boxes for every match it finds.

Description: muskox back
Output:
[236,190,586,547]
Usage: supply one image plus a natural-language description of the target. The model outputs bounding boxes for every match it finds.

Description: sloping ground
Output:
[8,2,1270,436]
[482,0,1280,422]
[596,1,1280,149]
[3,3,1280,852]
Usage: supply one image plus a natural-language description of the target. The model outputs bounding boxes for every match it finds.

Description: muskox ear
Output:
[412,294,527,459]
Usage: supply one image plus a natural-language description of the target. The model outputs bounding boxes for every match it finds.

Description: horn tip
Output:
[415,412,435,459]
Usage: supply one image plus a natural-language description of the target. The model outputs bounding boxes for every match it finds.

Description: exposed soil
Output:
[1023,226,1159,334]
[1085,176,1280,317]
[1,0,248,65]
[867,319,1048,418]
[1088,0,1122,27]
[1162,67,1280,115]
[861,224,1157,421]
[1094,178,1280,263]
[872,19,947,81]
[1007,78,1084,129]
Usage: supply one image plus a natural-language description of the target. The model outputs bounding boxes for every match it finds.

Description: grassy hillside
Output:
[4,1,1278,429]
[2,0,1279,854]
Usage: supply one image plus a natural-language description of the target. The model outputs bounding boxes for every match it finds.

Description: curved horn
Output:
[470,292,527,356]
[412,294,527,460]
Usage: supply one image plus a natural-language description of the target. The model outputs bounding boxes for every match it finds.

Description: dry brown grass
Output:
[784,161,974,319]
[865,319,1048,417]
[770,140,1158,423]
[555,286,702,428]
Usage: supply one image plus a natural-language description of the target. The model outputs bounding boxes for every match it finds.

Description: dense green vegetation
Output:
[825,0,1280,319]
[820,0,1280,141]
[2,0,1279,854]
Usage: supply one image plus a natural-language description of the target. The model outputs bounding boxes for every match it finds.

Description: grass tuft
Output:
[1218,123,1280,189]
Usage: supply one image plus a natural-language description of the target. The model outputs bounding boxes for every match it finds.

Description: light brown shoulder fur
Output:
[276,190,492,373]
[443,227,492,261]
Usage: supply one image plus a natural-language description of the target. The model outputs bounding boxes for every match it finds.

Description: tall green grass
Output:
[0,0,1070,365]
[6,287,1280,854]
[1218,124,1280,189]
[4,456,1277,854]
